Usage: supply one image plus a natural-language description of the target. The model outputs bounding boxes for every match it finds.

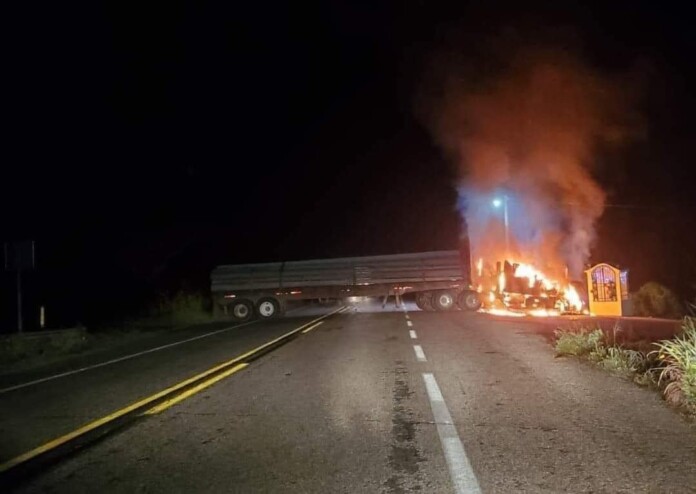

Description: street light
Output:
[492,195,509,255]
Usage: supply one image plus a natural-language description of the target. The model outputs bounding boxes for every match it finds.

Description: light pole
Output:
[492,196,509,255]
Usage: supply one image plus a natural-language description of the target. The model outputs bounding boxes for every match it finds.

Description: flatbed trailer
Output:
[210,250,482,320]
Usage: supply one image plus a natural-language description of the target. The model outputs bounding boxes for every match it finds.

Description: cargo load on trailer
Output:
[210,250,481,320]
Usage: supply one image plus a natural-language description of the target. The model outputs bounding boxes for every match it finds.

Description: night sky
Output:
[3,1,695,329]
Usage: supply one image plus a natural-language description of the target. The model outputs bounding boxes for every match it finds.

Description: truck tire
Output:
[231,299,254,321]
[256,297,280,319]
[415,292,434,311]
[458,290,482,311]
[433,290,457,311]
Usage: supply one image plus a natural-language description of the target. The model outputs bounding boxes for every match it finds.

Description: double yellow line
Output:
[0,305,349,474]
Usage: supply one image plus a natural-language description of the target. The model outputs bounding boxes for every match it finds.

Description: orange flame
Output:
[486,308,526,317]
[564,284,583,312]
[513,263,555,290]
[476,257,585,317]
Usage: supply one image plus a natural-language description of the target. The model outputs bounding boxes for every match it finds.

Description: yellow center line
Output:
[145,363,249,415]
[301,321,324,334]
[0,306,346,474]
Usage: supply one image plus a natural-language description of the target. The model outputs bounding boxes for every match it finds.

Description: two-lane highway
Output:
[3,300,696,493]
[0,305,342,474]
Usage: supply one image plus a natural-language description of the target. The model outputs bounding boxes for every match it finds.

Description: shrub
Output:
[554,327,604,357]
[0,327,89,366]
[555,325,652,379]
[146,290,211,327]
[652,316,696,409]
[592,346,648,374]
[633,282,682,318]
[554,319,696,414]
[154,291,205,314]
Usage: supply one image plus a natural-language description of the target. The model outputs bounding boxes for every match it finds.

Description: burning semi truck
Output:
[473,257,587,316]
[210,243,593,321]
[210,250,483,321]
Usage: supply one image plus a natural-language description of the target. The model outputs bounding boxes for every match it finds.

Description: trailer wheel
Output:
[458,290,482,311]
[231,299,254,321]
[256,297,280,319]
[415,292,434,311]
[433,290,457,311]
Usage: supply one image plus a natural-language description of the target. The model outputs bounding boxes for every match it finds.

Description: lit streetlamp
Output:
[492,195,509,255]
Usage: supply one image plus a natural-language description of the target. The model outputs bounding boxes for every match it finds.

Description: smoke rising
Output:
[423,47,637,277]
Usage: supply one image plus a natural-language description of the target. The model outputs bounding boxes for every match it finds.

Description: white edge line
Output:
[413,344,427,362]
[0,320,261,394]
[0,306,348,472]
[409,330,417,339]
[0,305,341,394]
[422,373,481,494]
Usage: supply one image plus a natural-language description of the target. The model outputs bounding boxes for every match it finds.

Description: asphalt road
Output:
[0,305,332,465]
[2,300,695,493]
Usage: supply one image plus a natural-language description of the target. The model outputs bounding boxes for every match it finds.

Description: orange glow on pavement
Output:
[484,308,526,317]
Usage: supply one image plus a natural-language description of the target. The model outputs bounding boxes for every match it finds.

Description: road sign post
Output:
[4,241,35,333]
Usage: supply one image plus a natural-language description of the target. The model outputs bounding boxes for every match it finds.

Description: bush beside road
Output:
[0,291,212,376]
[632,281,684,319]
[554,316,696,415]
[0,328,89,370]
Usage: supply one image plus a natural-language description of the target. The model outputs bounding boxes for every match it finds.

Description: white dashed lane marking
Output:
[413,345,427,362]
[409,330,417,339]
[422,373,481,494]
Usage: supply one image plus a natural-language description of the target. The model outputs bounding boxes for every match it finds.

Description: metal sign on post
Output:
[3,241,35,333]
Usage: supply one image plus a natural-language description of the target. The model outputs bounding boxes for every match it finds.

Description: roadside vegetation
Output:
[554,316,696,415]
[0,326,89,370]
[142,290,211,328]
[0,290,212,373]
[632,281,683,318]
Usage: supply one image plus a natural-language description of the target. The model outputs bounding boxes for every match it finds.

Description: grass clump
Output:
[591,346,650,375]
[0,327,89,369]
[554,317,696,414]
[555,325,650,377]
[554,327,604,357]
[651,316,696,410]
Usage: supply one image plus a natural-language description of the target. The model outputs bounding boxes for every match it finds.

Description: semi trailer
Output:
[210,250,482,321]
